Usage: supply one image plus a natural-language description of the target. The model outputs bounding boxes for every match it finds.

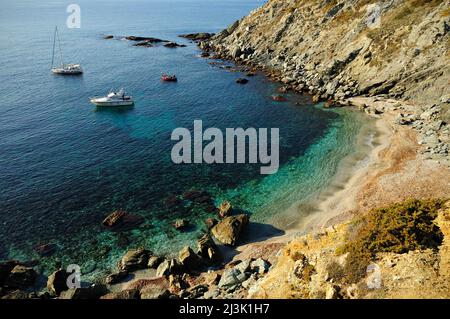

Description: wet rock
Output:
[102,210,126,227]
[4,265,37,289]
[102,210,144,230]
[126,36,166,42]
[174,219,189,231]
[179,33,214,41]
[164,42,186,48]
[211,214,249,246]
[139,277,171,299]
[200,52,210,58]
[178,247,202,271]
[133,41,154,47]
[100,289,139,299]
[103,35,113,39]
[164,195,182,209]
[147,256,163,269]
[205,218,218,229]
[236,78,249,84]
[47,269,70,296]
[59,284,108,300]
[218,201,233,218]
[119,248,151,272]
[105,270,129,285]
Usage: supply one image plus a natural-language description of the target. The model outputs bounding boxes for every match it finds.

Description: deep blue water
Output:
[0,0,367,278]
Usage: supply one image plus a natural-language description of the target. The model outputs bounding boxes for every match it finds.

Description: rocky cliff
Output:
[203,0,449,107]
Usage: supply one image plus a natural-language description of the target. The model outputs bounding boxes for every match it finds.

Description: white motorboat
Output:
[90,89,134,107]
[51,26,83,75]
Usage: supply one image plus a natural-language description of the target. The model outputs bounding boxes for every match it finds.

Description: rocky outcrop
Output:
[211,214,249,246]
[204,0,449,106]
[179,32,214,41]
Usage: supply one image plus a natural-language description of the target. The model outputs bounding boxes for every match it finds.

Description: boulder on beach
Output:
[178,246,202,271]
[47,269,70,296]
[197,234,221,262]
[211,214,249,246]
[218,200,233,218]
[119,248,151,272]
[156,259,181,277]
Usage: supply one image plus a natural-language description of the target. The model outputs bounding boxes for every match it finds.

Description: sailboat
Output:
[51,26,83,75]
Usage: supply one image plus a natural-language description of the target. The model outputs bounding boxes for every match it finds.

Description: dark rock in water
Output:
[164,195,182,209]
[102,210,144,231]
[34,243,56,257]
[103,210,127,227]
[218,200,233,218]
[211,214,249,246]
[246,72,256,77]
[100,289,139,299]
[119,248,151,272]
[4,265,37,289]
[173,219,189,231]
[179,32,214,41]
[200,52,210,58]
[105,270,129,285]
[178,247,202,271]
[164,42,186,48]
[205,218,218,229]
[272,95,287,102]
[47,269,70,296]
[182,190,212,204]
[103,35,113,39]
[125,36,167,43]
[156,259,181,277]
[59,284,108,300]
[147,256,163,269]
[133,41,154,47]
[236,78,249,84]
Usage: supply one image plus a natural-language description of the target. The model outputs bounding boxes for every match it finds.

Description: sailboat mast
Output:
[56,26,64,67]
[51,26,57,68]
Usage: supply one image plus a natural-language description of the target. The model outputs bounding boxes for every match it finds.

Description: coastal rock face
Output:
[178,246,202,271]
[204,0,449,106]
[4,265,37,289]
[211,214,249,246]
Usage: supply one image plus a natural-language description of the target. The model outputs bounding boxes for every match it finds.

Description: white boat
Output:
[90,89,134,107]
[51,26,83,75]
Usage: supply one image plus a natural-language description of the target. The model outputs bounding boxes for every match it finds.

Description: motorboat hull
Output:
[52,68,83,75]
[90,99,134,107]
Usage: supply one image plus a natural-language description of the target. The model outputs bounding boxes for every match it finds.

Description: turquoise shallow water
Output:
[0,0,370,280]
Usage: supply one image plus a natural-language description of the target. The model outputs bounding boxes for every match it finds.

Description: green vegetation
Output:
[337,199,445,284]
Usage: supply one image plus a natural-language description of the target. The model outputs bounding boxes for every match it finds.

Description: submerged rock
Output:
[102,210,127,227]
[211,214,249,246]
[102,210,144,230]
[236,78,249,84]
[34,243,56,257]
[179,33,214,41]
[174,219,189,231]
[272,95,287,102]
[164,42,186,48]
